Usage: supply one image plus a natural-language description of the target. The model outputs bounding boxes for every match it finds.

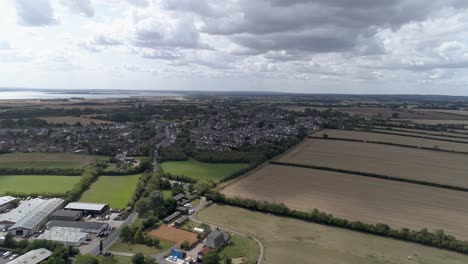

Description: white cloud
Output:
[14,0,58,26]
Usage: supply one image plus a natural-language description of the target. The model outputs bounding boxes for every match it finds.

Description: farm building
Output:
[7,198,65,236]
[197,247,211,260]
[50,210,82,221]
[205,230,230,249]
[0,196,17,211]
[163,211,181,224]
[46,220,108,234]
[174,216,189,227]
[64,202,109,216]
[8,248,52,264]
[36,227,89,247]
[176,206,189,215]
[173,193,185,203]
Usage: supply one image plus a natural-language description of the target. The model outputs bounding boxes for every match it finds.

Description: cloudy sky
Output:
[1,0,468,94]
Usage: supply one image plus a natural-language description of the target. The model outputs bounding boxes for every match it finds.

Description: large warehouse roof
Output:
[0,196,16,207]
[64,202,108,211]
[36,227,88,246]
[9,198,65,231]
[7,248,52,264]
[0,198,45,224]
[47,220,107,233]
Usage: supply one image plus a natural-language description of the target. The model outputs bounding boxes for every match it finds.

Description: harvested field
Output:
[313,129,468,151]
[397,119,468,126]
[148,226,198,247]
[0,152,101,169]
[374,127,468,137]
[199,204,468,264]
[371,129,468,142]
[335,108,468,120]
[221,165,468,240]
[38,116,114,125]
[415,109,468,116]
[277,138,468,188]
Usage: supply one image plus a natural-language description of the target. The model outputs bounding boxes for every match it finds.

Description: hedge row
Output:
[270,161,468,193]
[378,127,468,140]
[3,192,66,198]
[162,172,198,183]
[207,192,468,254]
[352,129,468,145]
[0,168,83,176]
[65,168,100,202]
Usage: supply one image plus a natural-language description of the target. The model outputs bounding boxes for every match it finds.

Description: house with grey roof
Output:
[205,230,230,249]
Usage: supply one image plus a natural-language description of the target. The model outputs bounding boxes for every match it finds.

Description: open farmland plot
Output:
[38,116,114,125]
[374,127,468,137]
[161,158,248,182]
[0,175,80,195]
[221,165,468,240]
[397,119,468,126]
[198,204,468,264]
[277,138,468,189]
[370,129,468,142]
[335,108,468,120]
[313,129,468,151]
[0,152,99,169]
[79,174,141,208]
[148,225,198,247]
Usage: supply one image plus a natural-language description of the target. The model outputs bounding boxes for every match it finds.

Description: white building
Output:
[7,198,65,236]
[7,248,52,264]
[0,196,17,211]
[36,227,89,247]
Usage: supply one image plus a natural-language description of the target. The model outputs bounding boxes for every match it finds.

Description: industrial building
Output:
[7,248,52,264]
[36,227,89,247]
[46,220,108,234]
[0,196,17,211]
[2,198,65,236]
[50,210,82,221]
[64,202,109,216]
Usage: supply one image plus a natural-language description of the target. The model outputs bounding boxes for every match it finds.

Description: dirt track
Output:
[222,165,468,240]
[278,138,468,188]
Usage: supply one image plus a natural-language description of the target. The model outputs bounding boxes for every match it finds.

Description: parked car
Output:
[9,254,18,260]
[104,252,112,256]
[3,251,12,258]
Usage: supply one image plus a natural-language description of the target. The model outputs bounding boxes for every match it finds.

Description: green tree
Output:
[4,233,16,248]
[225,258,233,264]
[99,240,103,255]
[120,226,134,242]
[132,253,145,264]
[180,241,190,250]
[135,198,150,215]
[134,229,145,244]
[193,180,213,195]
[203,251,220,264]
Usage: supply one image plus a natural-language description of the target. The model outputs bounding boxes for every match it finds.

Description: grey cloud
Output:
[14,0,57,26]
[160,0,221,17]
[61,0,94,17]
[93,36,122,46]
[142,50,181,60]
[127,0,149,7]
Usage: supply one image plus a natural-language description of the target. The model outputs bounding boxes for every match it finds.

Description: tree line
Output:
[0,168,83,176]
[207,191,468,255]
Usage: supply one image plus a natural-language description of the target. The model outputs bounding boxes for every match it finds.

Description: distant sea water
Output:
[0,91,182,100]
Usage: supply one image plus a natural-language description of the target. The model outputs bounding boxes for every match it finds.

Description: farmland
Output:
[397,119,468,126]
[373,127,468,138]
[148,225,198,247]
[0,175,81,195]
[313,129,468,151]
[37,116,114,125]
[79,174,141,208]
[161,158,248,182]
[221,164,468,240]
[277,138,468,188]
[0,152,102,169]
[198,204,468,264]
[333,108,468,120]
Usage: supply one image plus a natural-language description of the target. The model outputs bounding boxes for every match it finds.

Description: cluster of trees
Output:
[0,118,48,128]
[65,168,100,202]
[207,191,468,255]
[101,158,152,176]
[3,234,79,264]
[162,172,197,183]
[134,190,177,218]
[0,168,82,176]
[120,224,161,248]
[0,107,97,120]
[193,151,257,164]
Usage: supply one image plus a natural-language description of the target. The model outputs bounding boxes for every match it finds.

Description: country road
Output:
[190,198,265,264]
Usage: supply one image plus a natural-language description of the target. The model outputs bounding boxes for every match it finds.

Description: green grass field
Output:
[161,158,248,182]
[220,234,259,263]
[98,255,133,264]
[79,174,141,209]
[0,152,108,169]
[198,204,468,264]
[0,175,81,195]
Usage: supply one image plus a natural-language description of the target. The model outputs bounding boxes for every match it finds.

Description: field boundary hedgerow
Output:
[349,129,468,145]
[269,161,468,193]
[207,192,468,255]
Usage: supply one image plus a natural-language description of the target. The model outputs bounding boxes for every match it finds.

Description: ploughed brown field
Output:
[221,164,468,240]
[148,225,198,247]
[313,129,468,151]
[277,138,468,188]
